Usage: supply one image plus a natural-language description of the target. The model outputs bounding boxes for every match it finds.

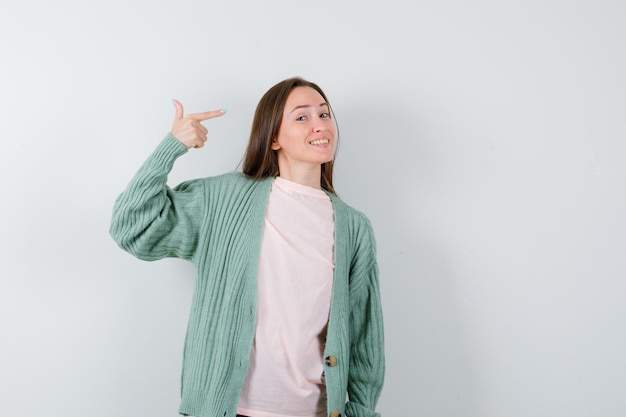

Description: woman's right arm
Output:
[109,101,226,261]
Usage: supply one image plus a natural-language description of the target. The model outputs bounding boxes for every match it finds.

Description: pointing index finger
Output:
[189,109,228,122]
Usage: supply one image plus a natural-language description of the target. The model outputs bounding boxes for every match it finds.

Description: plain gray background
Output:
[1,0,625,416]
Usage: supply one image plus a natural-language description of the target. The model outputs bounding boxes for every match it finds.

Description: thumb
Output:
[173,99,184,120]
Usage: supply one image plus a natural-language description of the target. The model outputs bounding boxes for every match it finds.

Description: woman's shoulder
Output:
[203,171,249,184]
[331,197,378,264]
[173,172,253,191]
[331,195,369,219]
[330,195,375,234]
[202,172,271,187]
[193,172,273,198]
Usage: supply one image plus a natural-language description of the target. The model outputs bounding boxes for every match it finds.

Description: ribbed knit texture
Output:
[110,134,384,417]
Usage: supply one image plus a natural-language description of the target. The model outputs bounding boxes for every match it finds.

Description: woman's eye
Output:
[320,112,330,119]
[296,115,307,121]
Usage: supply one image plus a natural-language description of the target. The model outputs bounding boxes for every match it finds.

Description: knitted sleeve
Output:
[346,219,385,417]
[109,134,206,262]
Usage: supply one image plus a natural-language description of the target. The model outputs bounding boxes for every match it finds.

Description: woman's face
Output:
[272,86,336,171]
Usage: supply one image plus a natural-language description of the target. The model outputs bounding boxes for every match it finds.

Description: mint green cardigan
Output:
[110,134,384,417]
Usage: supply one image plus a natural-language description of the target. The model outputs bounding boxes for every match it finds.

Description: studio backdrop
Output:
[1,1,625,416]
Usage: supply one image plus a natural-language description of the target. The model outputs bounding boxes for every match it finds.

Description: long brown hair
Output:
[242,77,338,195]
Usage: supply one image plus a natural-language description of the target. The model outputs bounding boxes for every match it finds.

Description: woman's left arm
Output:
[346,224,385,417]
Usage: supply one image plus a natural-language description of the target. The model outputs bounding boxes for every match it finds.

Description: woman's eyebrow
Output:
[290,102,329,113]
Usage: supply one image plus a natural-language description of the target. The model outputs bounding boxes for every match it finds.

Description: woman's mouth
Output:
[309,139,329,145]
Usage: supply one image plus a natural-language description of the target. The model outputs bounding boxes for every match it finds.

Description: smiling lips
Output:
[309,138,330,145]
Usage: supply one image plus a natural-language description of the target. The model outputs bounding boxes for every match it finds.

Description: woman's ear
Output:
[271,140,281,151]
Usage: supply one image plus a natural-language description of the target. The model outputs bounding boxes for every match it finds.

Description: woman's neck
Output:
[276,163,322,189]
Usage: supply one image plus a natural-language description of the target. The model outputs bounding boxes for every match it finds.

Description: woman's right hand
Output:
[170,99,227,149]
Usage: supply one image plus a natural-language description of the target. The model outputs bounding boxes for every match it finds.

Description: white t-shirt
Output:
[237,177,335,417]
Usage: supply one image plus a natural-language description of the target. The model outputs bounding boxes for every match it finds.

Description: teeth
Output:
[310,139,329,145]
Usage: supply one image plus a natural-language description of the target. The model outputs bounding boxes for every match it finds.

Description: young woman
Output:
[110,77,384,417]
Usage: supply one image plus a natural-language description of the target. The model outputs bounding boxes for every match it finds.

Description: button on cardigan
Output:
[110,134,385,417]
